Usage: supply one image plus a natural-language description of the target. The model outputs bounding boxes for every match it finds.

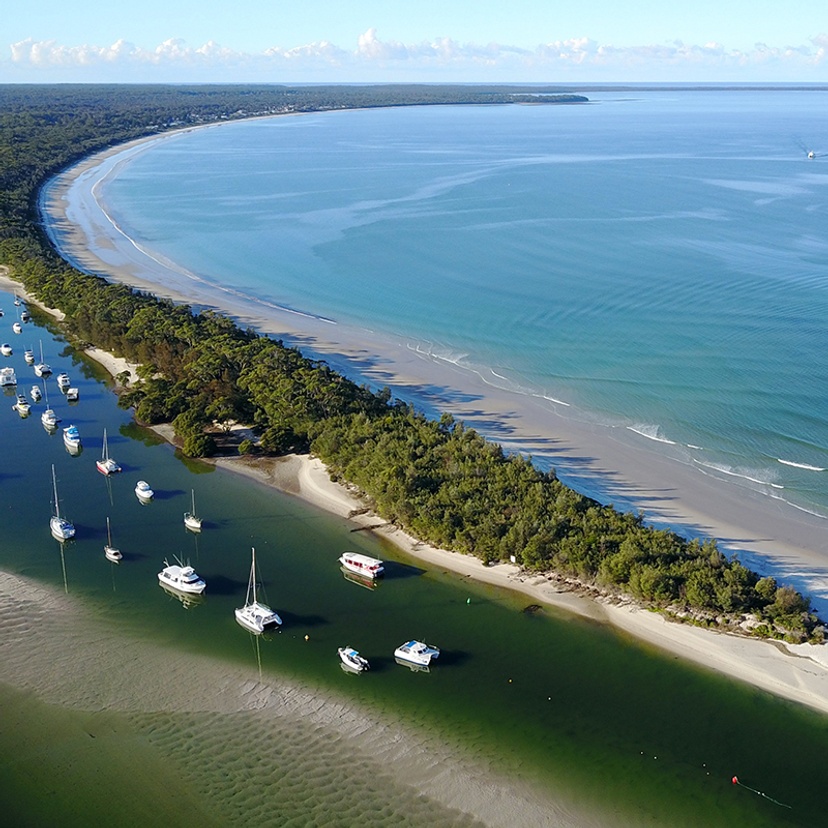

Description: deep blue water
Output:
[90,91,828,517]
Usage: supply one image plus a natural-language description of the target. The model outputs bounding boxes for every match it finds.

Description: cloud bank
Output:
[6,29,828,82]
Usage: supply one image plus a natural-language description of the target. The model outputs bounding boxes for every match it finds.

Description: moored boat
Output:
[30,384,41,402]
[104,516,122,563]
[50,464,75,542]
[338,551,384,579]
[12,322,21,335]
[0,343,12,356]
[135,480,154,502]
[338,646,370,672]
[63,424,81,452]
[235,547,282,633]
[394,640,440,667]
[158,559,206,594]
[12,394,30,416]
[34,341,51,377]
[96,428,121,475]
[66,387,79,402]
[56,372,71,391]
[183,489,202,532]
[23,348,35,364]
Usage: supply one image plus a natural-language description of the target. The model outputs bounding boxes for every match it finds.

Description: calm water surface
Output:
[89,90,828,520]
[1,294,827,825]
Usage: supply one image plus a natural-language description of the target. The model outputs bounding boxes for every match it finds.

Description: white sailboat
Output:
[34,340,51,377]
[96,428,121,475]
[50,465,75,542]
[104,517,122,562]
[183,489,202,532]
[235,547,282,634]
[41,382,60,430]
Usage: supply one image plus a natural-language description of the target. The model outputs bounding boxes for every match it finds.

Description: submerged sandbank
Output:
[0,570,590,828]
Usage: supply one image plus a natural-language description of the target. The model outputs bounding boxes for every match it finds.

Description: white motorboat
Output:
[56,372,71,390]
[12,322,21,335]
[24,348,35,364]
[41,406,60,429]
[0,343,12,356]
[183,489,202,532]
[63,424,81,452]
[0,366,16,387]
[338,647,370,672]
[50,465,75,542]
[394,640,440,668]
[20,310,30,322]
[235,547,282,634]
[34,341,51,377]
[12,394,30,416]
[96,428,121,475]
[30,384,41,402]
[104,517,122,563]
[135,480,154,502]
[66,387,79,402]
[158,559,206,595]
[338,551,385,579]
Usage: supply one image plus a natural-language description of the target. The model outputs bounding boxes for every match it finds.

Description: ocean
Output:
[83,89,828,520]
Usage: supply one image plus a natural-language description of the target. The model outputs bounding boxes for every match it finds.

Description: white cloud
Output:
[6,30,828,82]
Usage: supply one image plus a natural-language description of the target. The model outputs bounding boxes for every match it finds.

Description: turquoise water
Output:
[94,90,828,519]
[4,294,828,825]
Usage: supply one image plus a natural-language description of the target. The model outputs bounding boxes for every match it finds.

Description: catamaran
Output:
[50,465,75,542]
[96,428,121,475]
[235,547,282,634]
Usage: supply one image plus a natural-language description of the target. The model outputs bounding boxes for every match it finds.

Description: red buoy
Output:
[732,776,739,785]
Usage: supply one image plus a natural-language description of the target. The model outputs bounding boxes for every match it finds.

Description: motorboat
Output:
[183,489,202,532]
[63,424,81,452]
[20,310,30,322]
[12,394,30,415]
[135,480,154,502]
[0,343,12,356]
[158,559,206,595]
[56,372,71,391]
[12,323,21,335]
[394,640,440,668]
[96,428,121,475]
[30,384,41,402]
[338,551,384,579]
[41,406,60,430]
[23,348,35,364]
[235,547,282,634]
[50,464,75,542]
[338,647,370,672]
[66,387,79,402]
[0,366,16,387]
[104,517,122,563]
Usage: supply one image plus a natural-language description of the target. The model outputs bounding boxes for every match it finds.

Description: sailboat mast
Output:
[52,465,60,519]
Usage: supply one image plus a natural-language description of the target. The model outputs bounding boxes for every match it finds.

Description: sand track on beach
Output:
[0,571,599,827]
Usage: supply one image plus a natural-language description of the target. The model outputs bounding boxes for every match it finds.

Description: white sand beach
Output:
[6,122,828,721]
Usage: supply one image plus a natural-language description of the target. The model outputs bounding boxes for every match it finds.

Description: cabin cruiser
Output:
[12,394,30,415]
[0,343,12,356]
[0,366,17,387]
[394,640,440,668]
[41,406,60,429]
[56,372,71,390]
[158,560,206,595]
[30,385,41,402]
[62,424,81,451]
[338,551,385,579]
[66,387,79,402]
[23,348,34,364]
[135,480,154,502]
[12,322,21,335]
[338,647,370,672]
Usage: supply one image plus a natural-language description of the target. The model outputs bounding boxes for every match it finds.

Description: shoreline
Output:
[8,120,828,714]
[8,263,828,719]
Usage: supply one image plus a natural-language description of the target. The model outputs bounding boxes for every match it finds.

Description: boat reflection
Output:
[159,581,205,610]
[340,566,381,590]
[394,656,430,674]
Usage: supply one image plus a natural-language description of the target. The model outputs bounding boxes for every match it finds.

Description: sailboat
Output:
[34,340,51,377]
[96,428,121,475]
[50,465,75,541]
[41,382,60,430]
[104,517,122,562]
[183,489,202,532]
[235,547,282,634]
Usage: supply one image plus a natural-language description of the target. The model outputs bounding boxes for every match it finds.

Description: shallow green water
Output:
[1,293,827,826]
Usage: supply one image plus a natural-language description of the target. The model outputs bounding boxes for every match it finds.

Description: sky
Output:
[2,1,827,84]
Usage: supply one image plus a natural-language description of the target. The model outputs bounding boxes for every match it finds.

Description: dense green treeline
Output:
[0,84,820,641]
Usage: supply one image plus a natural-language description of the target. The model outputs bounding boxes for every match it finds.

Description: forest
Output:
[0,83,820,642]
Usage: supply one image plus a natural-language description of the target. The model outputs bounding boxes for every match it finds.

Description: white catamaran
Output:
[235,547,282,634]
